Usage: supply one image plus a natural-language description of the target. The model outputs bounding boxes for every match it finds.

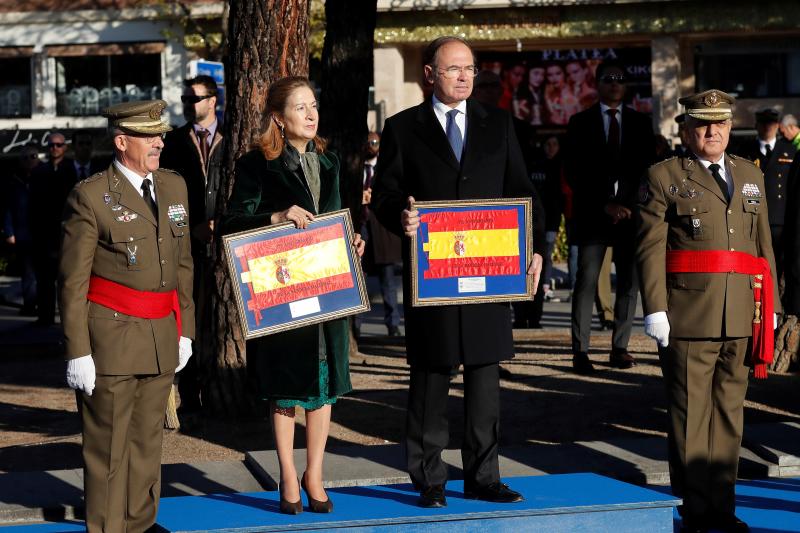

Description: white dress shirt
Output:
[114,160,156,202]
[759,137,776,157]
[697,154,731,197]
[432,94,467,144]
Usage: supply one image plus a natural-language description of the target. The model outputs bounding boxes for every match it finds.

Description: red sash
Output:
[87,275,181,337]
[665,250,773,378]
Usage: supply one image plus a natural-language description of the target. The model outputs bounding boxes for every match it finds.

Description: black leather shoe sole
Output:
[418,486,447,508]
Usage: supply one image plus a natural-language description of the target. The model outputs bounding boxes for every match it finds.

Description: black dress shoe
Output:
[572,352,595,374]
[609,349,636,369]
[387,325,402,337]
[712,513,749,533]
[464,482,523,503]
[418,485,446,508]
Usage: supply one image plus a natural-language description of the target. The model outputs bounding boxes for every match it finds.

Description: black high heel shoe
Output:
[301,472,333,513]
[279,479,303,515]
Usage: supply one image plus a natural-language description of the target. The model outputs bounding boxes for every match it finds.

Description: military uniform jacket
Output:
[59,164,196,375]
[371,98,545,368]
[637,154,781,338]
[737,137,796,226]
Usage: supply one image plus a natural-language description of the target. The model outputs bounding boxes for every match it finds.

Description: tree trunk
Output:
[200,0,310,416]
[773,314,799,373]
[318,0,378,357]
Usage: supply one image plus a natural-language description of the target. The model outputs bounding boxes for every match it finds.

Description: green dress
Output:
[273,148,336,411]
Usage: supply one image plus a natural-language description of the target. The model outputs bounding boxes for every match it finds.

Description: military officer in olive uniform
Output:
[637,90,780,533]
[59,100,195,533]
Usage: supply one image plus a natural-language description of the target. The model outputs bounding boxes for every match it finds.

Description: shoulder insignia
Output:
[729,153,758,167]
[75,171,103,187]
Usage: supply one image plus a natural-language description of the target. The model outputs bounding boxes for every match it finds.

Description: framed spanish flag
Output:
[411,198,534,307]
[223,209,370,339]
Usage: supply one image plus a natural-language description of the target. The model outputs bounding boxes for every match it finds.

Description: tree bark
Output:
[199,0,310,416]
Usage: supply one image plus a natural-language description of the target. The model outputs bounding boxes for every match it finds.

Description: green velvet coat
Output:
[224,147,352,401]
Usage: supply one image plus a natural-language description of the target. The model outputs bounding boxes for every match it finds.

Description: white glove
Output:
[176,336,193,373]
[644,311,670,348]
[67,354,96,396]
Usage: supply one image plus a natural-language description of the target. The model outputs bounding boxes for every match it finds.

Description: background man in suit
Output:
[736,108,796,281]
[70,131,106,181]
[638,90,779,533]
[372,36,544,509]
[564,61,655,374]
[160,75,224,417]
[29,131,76,325]
[60,100,195,533]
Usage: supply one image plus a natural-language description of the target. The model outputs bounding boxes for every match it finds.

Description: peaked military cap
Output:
[103,99,172,135]
[754,107,780,123]
[678,89,735,121]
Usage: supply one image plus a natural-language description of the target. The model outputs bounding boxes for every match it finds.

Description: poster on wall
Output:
[477,46,653,128]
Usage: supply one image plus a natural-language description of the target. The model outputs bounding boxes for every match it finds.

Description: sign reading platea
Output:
[541,48,619,62]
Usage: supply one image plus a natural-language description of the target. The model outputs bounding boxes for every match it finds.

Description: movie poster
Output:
[478,46,652,128]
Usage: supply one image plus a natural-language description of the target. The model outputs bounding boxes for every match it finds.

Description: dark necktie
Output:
[78,165,87,180]
[708,163,729,202]
[362,163,374,221]
[197,129,210,170]
[141,178,158,217]
[446,109,463,162]
[764,144,773,161]
[606,108,620,155]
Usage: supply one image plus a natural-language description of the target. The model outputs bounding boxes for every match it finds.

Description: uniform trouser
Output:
[77,371,174,533]
[595,248,614,322]
[406,363,500,491]
[659,338,750,520]
[571,242,638,353]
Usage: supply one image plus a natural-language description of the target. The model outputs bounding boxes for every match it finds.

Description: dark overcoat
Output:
[371,98,545,368]
[223,148,352,400]
[736,137,796,227]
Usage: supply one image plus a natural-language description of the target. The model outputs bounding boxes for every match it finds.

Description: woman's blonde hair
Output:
[259,76,327,160]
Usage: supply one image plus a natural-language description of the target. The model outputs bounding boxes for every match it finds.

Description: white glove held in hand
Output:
[644,311,670,348]
[176,336,193,373]
[67,354,96,396]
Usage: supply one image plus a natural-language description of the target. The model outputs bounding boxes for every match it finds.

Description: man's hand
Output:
[644,312,670,347]
[176,336,193,373]
[362,188,372,205]
[527,253,543,296]
[5,235,15,245]
[271,205,315,229]
[604,202,632,224]
[66,354,96,396]
[353,233,366,257]
[191,220,215,243]
[401,196,420,238]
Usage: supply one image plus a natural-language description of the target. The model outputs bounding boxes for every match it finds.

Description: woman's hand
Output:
[271,205,315,229]
[353,233,366,257]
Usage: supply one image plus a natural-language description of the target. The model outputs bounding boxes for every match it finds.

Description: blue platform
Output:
[0,474,679,532]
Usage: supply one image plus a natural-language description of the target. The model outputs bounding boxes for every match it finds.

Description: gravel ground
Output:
[1,329,799,473]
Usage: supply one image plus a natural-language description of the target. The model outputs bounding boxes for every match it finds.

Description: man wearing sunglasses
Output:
[59,99,195,533]
[29,131,79,326]
[564,60,655,374]
[160,75,224,421]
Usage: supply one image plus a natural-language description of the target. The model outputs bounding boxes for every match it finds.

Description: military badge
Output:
[116,211,139,223]
[111,204,123,211]
[126,244,138,265]
[168,203,188,223]
[742,183,762,197]
[103,193,112,205]
[692,218,701,228]
[704,91,720,107]
[669,185,678,196]
[453,232,466,257]
[274,257,290,285]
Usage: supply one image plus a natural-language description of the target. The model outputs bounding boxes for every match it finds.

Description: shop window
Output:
[0,56,32,118]
[54,52,161,116]
[695,40,800,98]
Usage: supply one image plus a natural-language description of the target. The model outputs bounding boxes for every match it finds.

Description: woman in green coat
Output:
[224,76,364,515]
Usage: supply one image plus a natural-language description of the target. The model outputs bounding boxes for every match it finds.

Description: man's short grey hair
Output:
[781,114,797,127]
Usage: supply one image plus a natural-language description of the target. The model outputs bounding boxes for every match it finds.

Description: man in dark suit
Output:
[160,75,224,417]
[29,131,78,325]
[736,108,796,281]
[564,61,655,373]
[70,131,106,181]
[372,36,545,508]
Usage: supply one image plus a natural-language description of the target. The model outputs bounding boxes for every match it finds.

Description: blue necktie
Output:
[446,109,463,162]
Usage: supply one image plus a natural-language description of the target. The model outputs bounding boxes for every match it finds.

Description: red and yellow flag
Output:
[421,209,520,279]
[234,224,353,323]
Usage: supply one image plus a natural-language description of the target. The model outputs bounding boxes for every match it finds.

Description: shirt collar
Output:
[696,154,726,169]
[759,137,776,150]
[113,159,153,192]
[365,156,378,166]
[432,94,467,116]
[600,102,622,115]
[194,119,218,140]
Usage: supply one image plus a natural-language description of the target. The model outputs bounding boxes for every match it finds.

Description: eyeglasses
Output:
[181,94,214,104]
[48,142,66,148]
[600,74,626,84]
[368,139,380,146]
[435,65,479,79]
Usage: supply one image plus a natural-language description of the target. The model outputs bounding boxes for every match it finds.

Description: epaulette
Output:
[158,168,182,178]
[648,156,677,170]
[728,153,759,168]
[75,171,103,187]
